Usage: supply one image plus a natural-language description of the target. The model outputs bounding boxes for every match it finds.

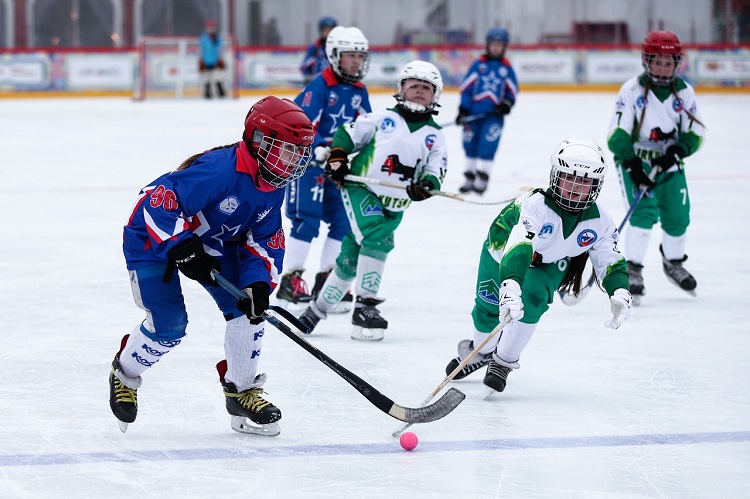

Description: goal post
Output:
[134,35,240,100]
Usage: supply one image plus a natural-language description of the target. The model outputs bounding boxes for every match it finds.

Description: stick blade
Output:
[401,387,466,424]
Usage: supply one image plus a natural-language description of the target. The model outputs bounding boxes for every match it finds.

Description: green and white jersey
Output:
[333,107,448,212]
[607,75,704,171]
[488,190,628,295]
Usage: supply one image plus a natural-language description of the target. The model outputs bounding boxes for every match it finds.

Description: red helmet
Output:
[243,96,314,188]
[641,30,683,86]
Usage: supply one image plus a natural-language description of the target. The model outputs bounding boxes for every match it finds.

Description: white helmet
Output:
[549,138,608,213]
[325,26,369,84]
[395,60,443,114]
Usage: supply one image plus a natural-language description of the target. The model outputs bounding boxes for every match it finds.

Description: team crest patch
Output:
[636,95,646,108]
[672,97,684,112]
[478,279,500,305]
[352,94,362,109]
[539,223,554,239]
[219,196,239,214]
[577,229,598,247]
[425,134,436,150]
[360,199,383,216]
[328,91,339,106]
[381,117,396,133]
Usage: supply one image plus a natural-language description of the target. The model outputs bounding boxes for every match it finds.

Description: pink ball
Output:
[399,431,418,451]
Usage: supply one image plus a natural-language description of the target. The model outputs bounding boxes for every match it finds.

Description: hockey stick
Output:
[211,271,466,424]
[391,316,511,437]
[344,174,523,206]
[438,112,490,128]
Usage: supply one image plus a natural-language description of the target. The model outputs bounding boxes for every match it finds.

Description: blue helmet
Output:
[318,16,338,31]
[486,27,509,44]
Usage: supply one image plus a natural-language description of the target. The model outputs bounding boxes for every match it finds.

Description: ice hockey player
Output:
[296,60,447,341]
[108,96,314,435]
[199,19,226,99]
[300,16,338,84]
[444,138,631,398]
[276,26,372,312]
[607,30,705,305]
[456,27,518,195]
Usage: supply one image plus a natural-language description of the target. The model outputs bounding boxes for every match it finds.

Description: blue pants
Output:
[284,163,350,242]
[462,115,505,160]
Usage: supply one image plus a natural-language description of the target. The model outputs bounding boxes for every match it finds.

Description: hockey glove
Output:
[604,288,632,329]
[623,157,655,191]
[166,234,220,286]
[455,107,470,125]
[650,144,686,171]
[406,179,434,201]
[314,145,331,164]
[237,282,270,322]
[326,147,350,186]
[499,279,524,322]
[495,97,513,116]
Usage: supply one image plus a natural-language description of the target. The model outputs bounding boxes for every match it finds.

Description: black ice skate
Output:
[627,261,646,306]
[473,171,489,195]
[217,360,281,437]
[351,296,387,341]
[660,245,697,296]
[108,335,141,433]
[459,172,476,194]
[276,270,312,311]
[297,302,326,334]
[445,339,492,379]
[311,271,353,314]
[483,358,512,400]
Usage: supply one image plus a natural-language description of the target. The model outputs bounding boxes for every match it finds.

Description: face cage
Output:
[642,53,683,86]
[257,136,312,188]
[396,79,440,113]
[549,170,602,213]
[333,51,370,85]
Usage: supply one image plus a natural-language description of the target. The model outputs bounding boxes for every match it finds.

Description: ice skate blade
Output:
[351,326,385,341]
[117,420,129,433]
[483,388,498,400]
[230,416,280,437]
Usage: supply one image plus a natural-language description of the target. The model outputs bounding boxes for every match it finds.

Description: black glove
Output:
[166,234,220,285]
[650,144,686,170]
[495,97,513,116]
[406,179,434,201]
[623,157,655,190]
[455,107,469,125]
[326,147,350,186]
[237,282,270,322]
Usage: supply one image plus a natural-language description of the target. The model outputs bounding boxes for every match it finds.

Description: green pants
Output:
[618,165,690,236]
[472,245,568,332]
[335,184,404,280]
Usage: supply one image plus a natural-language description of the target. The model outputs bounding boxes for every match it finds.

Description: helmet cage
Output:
[641,31,683,86]
[549,139,607,213]
[395,61,443,113]
[326,27,370,84]
[252,132,312,188]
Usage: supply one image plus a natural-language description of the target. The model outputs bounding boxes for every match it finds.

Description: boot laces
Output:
[113,376,137,405]
[487,361,511,380]
[229,388,273,412]
[289,272,310,299]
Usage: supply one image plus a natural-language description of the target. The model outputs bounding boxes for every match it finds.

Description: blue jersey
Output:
[294,67,372,149]
[300,39,328,82]
[123,145,286,291]
[459,55,518,116]
[200,32,223,66]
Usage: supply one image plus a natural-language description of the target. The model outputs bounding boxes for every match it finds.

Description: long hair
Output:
[557,252,593,296]
[176,143,238,171]
[633,78,705,139]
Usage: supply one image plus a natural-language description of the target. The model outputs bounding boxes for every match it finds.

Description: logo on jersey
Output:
[381,154,416,181]
[648,127,676,143]
[425,134,436,150]
[672,97,684,112]
[485,124,502,142]
[219,196,239,214]
[256,208,272,222]
[615,97,625,110]
[636,95,646,109]
[381,117,396,133]
[577,229,598,247]
[351,94,362,109]
[499,67,508,77]
[328,91,339,106]
[360,199,383,216]
[538,223,554,239]
[478,279,500,305]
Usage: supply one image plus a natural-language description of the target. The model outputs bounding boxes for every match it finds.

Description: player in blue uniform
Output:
[456,27,518,195]
[277,26,371,312]
[109,96,314,436]
[300,16,337,85]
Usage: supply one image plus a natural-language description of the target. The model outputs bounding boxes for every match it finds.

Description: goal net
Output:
[134,35,239,100]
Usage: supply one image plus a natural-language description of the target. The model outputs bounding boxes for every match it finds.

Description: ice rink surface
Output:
[1,90,748,498]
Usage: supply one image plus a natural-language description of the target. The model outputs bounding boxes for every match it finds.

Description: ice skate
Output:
[459,172,476,194]
[218,362,281,437]
[312,271,353,314]
[444,339,492,379]
[483,358,512,400]
[473,172,489,195]
[660,245,697,297]
[297,301,326,334]
[351,296,387,341]
[109,355,141,433]
[627,261,646,306]
[275,269,312,311]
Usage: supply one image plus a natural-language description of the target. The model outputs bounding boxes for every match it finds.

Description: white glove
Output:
[604,288,632,329]
[314,145,330,164]
[499,279,524,322]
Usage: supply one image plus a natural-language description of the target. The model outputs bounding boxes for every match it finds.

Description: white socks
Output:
[354,254,385,299]
[492,321,537,369]
[624,224,652,264]
[224,316,266,391]
[319,237,342,273]
[283,237,311,273]
[661,232,687,260]
[118,322,181,379]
